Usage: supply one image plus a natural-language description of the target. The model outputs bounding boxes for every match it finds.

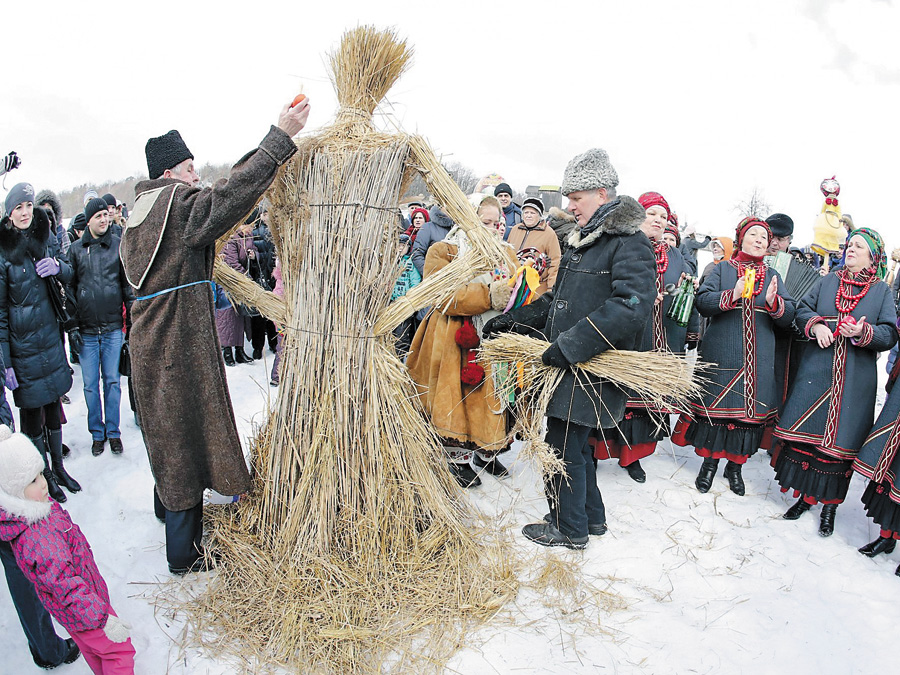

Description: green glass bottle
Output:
[666,276,696,328]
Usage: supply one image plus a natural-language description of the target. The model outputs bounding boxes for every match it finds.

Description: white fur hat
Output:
[0,426,51,523]
[0,425,44,500]
[560,148,619,196]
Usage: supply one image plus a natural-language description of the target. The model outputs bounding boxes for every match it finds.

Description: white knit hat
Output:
[0,426,51,523]
[560,148,619,196]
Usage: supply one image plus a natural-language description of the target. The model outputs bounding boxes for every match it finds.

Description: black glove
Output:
[1,151,20,175]
[482,313,516,339]
[67,329,84,354]
[541,341,570,368]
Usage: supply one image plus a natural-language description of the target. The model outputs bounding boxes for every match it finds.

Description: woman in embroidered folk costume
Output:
[773,228,897,536]
[591,192,699,483]
[407,196,518,488]
[852,338,900,574]
[672,217,796,496]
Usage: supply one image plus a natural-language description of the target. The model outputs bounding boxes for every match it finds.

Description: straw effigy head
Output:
[329,26,412,132]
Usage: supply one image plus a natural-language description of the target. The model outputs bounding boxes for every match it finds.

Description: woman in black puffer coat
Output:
[0,184,79,503]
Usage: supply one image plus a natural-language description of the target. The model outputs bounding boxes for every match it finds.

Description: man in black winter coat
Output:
[484,149,656,549]
[67,198,133,456]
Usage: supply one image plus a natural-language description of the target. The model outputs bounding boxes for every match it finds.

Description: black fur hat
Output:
[145,130,193,180]
[765,213,794,238]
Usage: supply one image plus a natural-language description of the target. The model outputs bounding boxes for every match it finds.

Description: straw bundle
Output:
[212,258,287,327]
[177,27,517,674]
[372,135,510,335]
[479,333,708,475]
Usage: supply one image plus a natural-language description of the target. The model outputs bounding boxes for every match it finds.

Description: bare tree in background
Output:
[401,160,479,202]
[733,187,772,219]
[444,161,479,195]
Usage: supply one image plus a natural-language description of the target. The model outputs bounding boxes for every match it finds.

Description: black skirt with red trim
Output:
[861,480,900,533]
[774,442,853,503]
[679,417,764,459]
[609,409,670,445]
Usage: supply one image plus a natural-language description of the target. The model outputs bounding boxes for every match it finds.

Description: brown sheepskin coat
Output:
[406,240,517,452]
[121,126,297,511]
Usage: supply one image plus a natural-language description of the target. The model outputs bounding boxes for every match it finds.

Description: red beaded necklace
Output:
[835,267,875,314]
[654,241,669,276]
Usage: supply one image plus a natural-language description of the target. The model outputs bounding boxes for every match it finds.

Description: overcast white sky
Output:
[3,0,899,249]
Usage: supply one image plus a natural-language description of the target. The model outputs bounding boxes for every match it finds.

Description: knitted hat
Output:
[84,198,108,225]
[71,212,86,231]
[522,197,544,216]
[765,213,794,238]
[410,207,430,223]
[560,149,619,196]
[145,130,194,180]
[494,182,513,197]
[102,193,117,208]
[733,217,771,258]
[0,425,51,523]
[82,189,99,207]
[4,182,35,217]
[638,191,670,219]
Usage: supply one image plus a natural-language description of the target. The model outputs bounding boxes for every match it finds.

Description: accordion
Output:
[765,251,821,302]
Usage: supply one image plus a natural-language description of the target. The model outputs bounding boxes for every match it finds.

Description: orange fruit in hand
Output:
[290,93,307,108]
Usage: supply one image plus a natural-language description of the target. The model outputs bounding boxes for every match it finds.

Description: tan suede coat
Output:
[121,126,297,511]
[407,241,517,452]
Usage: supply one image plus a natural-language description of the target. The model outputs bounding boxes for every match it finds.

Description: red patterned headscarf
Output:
[638,191,670,219]
[733,217,771,259]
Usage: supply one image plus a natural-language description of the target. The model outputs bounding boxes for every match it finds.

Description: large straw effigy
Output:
[189,27,518,674]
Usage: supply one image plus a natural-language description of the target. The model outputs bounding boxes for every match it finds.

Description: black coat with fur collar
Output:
[503,196,656,428]
[0,207,73,409]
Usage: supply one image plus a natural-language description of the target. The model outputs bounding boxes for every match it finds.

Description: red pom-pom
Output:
[460,363,485,385]
[455,319,480,350]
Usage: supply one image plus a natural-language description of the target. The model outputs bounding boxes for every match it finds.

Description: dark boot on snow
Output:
[47,428,80,493]
[234,347,254,364]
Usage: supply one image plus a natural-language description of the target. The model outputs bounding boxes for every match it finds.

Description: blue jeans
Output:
[79,329,123,441]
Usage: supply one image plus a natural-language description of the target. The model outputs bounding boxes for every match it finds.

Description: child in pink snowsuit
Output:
[0,425,135,674]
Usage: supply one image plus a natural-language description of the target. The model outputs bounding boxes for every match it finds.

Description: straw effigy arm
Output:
[213,258,288,327]
[372,135,511,335]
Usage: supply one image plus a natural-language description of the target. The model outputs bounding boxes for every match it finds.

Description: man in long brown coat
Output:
[121,100,310,574]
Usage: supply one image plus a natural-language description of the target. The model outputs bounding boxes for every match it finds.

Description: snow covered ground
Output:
[2,350,898,674]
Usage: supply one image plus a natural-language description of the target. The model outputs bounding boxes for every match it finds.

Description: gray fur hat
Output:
[560,148,619,196]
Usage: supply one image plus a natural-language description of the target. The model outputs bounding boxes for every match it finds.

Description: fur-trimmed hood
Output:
[35,190,62,227]
[0,496,52,530]
[546,207,576,231]
[567,195,645,250]
[428,206,454,231]
[0,205,51,264]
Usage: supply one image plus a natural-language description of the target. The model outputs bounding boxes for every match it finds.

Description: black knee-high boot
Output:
[46,428,81,493]
[29,434,66,503]
[695,458,719,493]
